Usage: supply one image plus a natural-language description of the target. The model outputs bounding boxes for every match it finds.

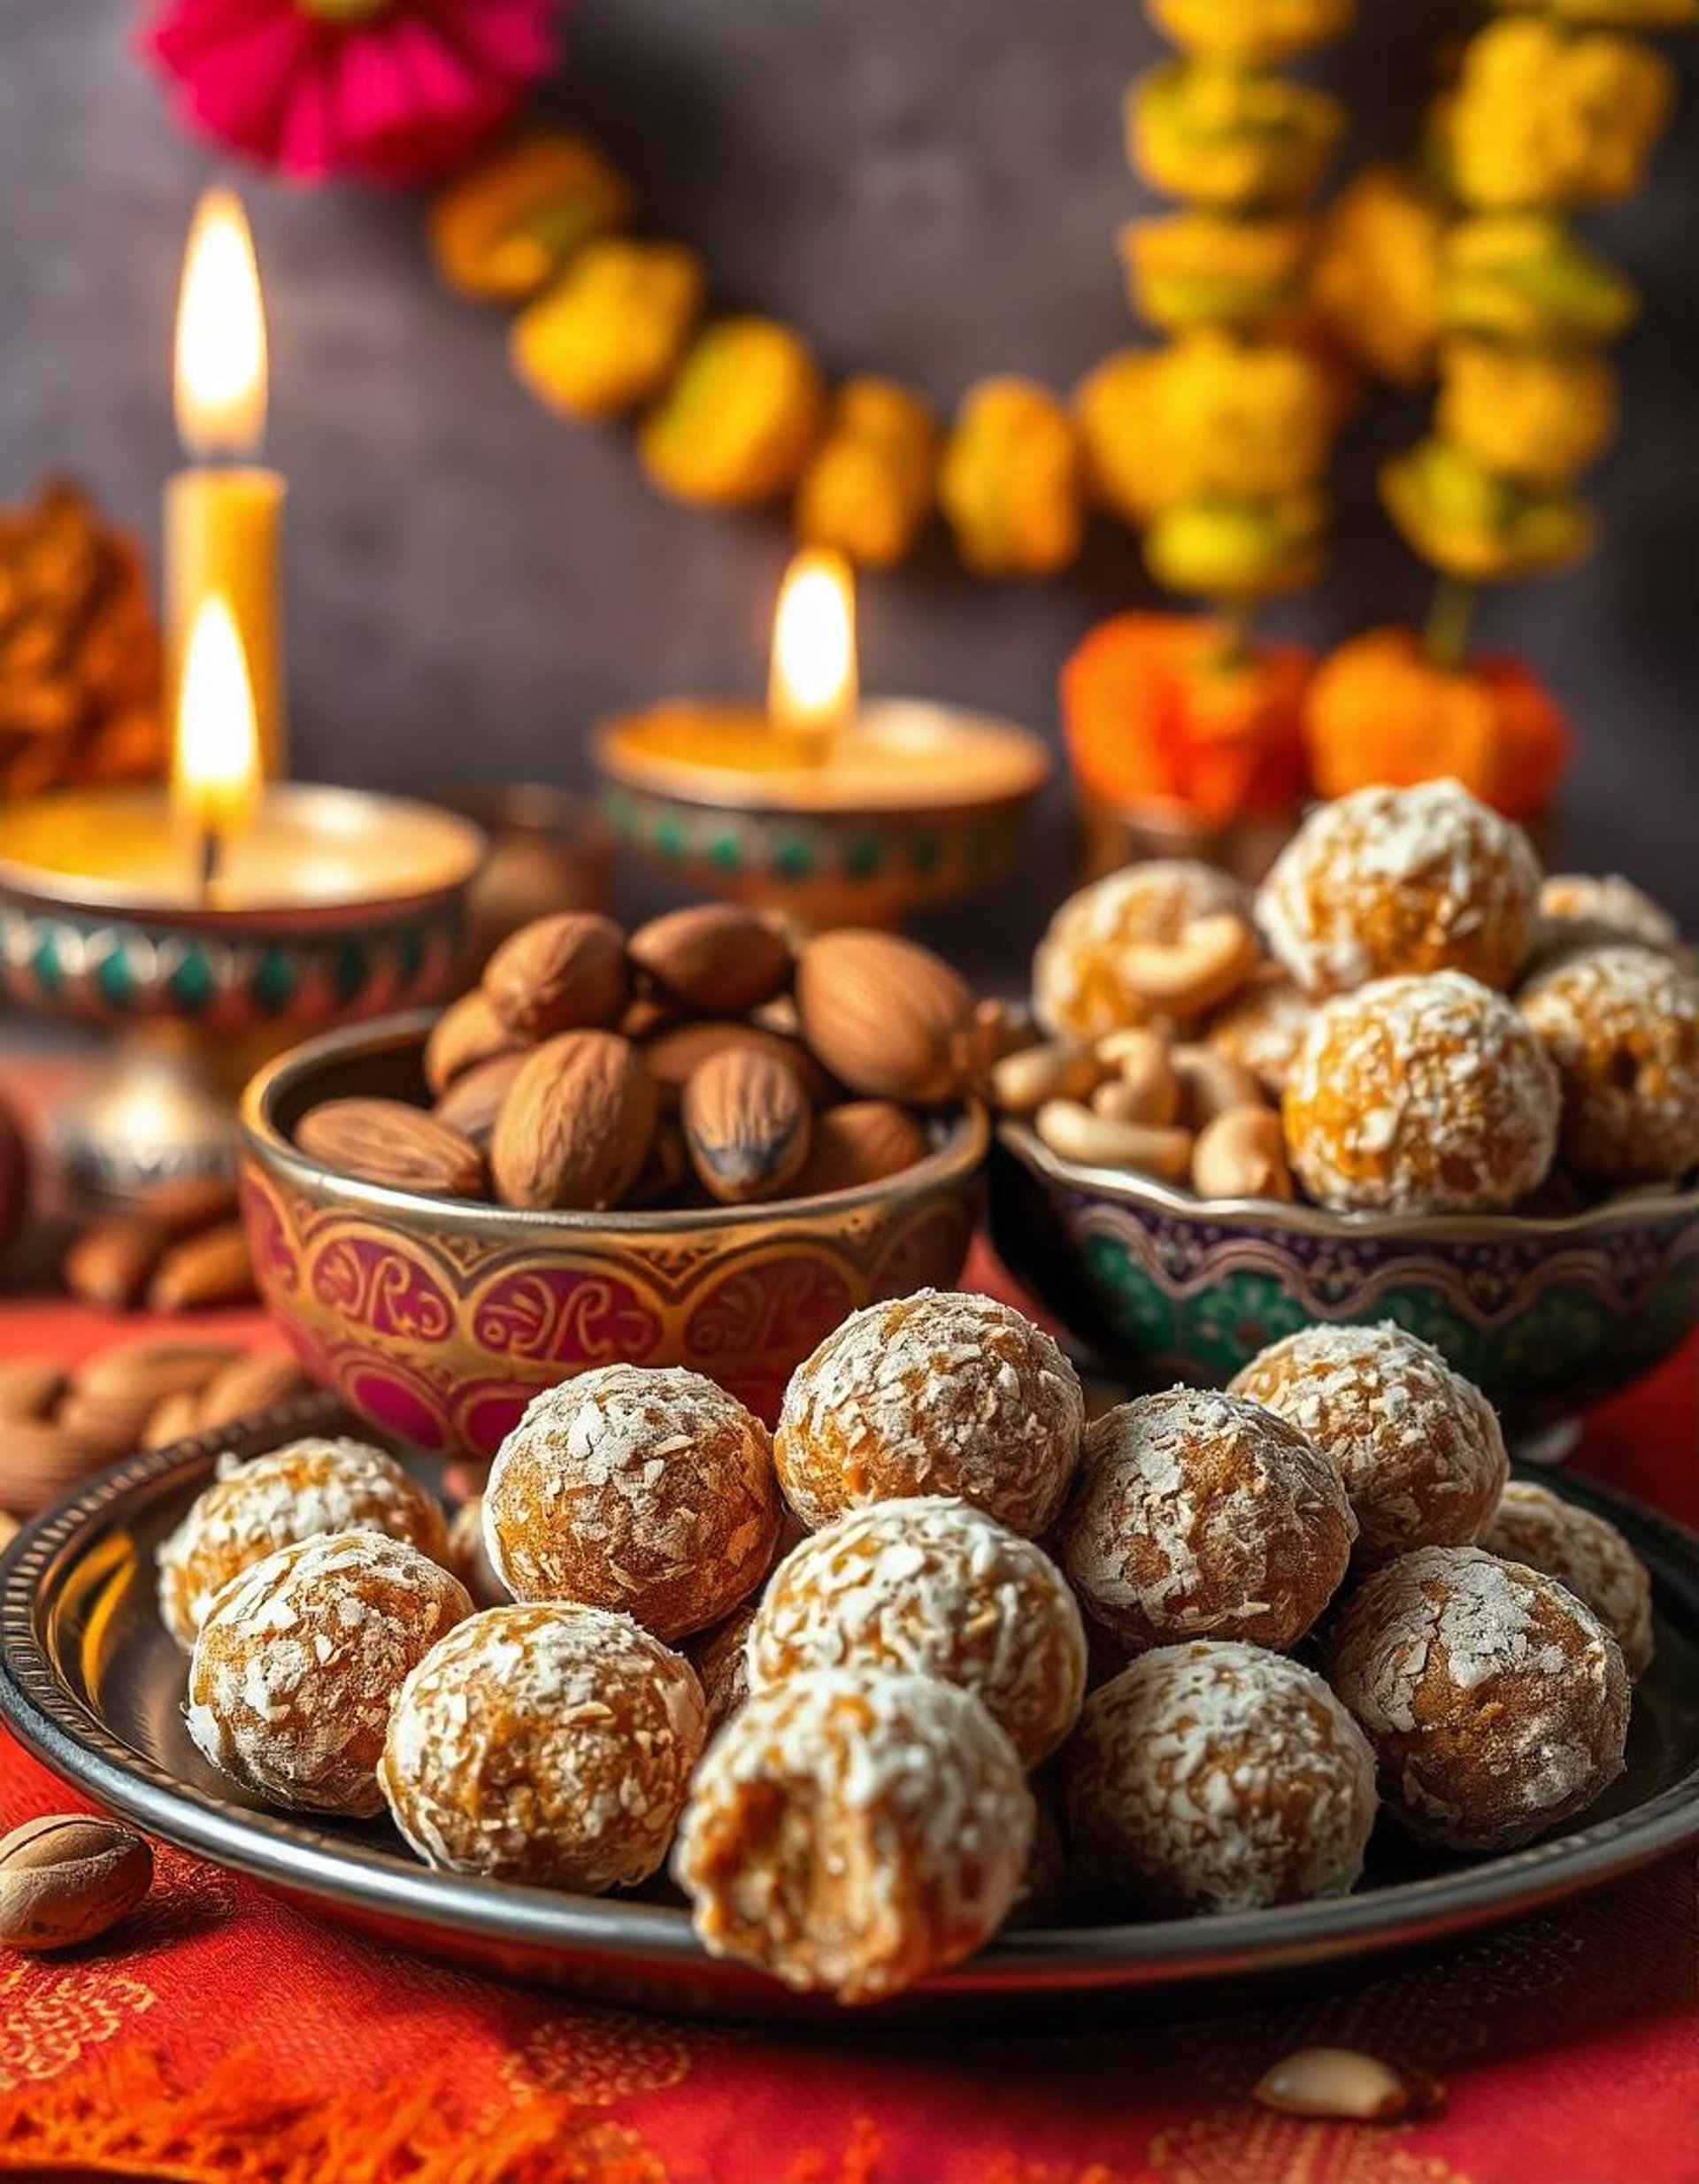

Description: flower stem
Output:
[1212,596,1257,671]
[1422,575,1479,672]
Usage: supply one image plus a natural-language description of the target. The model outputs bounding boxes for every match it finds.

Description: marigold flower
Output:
[1304,626,1571,819]
[939,379,1083,577]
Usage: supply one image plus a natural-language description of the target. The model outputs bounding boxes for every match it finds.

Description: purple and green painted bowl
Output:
[991,1119,1699,1434]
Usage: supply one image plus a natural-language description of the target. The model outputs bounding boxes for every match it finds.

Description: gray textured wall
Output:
[0,0,1693,960]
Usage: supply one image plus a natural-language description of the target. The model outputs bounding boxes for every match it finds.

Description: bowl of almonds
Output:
[238,906,988,1459]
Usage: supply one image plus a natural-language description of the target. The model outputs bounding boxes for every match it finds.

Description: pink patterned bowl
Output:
[238,1013,987,1461]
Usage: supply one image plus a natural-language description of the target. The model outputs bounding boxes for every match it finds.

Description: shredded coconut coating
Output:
[774,1289,1085,1540]
[1231,1322,1507,1566]
[691,1603,757,1735]
[748,1496,1088,1768]
[1481,1481,1654,1680]
[1534,873,1680,961]
[1032,860,1252,1039]
[1326,1544,1630,1852]
[158,1437,450,1650]
[186,1531,472,1818]
[1518,946,1699,1186]
[1058,1388,1354,1653]
[673,1665,1034,2004]
[1065,1642,1378,1915]
[1203,972,1317,1097]
[1257,780,1541,998]
[381,1602,705,1892]
[484,1365,780,1642]
[1283,971,1560,1213]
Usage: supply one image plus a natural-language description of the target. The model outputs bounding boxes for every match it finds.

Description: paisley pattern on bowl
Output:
[239,1017,986,1459]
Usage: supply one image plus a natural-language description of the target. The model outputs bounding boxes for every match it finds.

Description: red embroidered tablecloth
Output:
[1,1265,1695,2184]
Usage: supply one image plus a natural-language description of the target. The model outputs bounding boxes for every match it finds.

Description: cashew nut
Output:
[1118,913,1260,1018]
[1172,1044,1265,1130]
[1093,1027,1180,1126]
[992,1040,1103,1114]
[1035,1099,1195,1181]
[1191,1105,1294,1203]
[973,995,1038,1074]
[1094,1077,1152,1126]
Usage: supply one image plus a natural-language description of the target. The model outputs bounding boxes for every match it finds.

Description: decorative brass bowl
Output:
[240,1014,987,1460]
[595,699,1051,928]
[0,786,484,1205]
[991,1120,1699,1436]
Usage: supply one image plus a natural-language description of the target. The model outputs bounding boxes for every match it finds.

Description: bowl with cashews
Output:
[987,785,1699,1437]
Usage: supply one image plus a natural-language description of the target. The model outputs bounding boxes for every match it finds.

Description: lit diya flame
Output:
[768,548,857,757]
[174,187,268,459]
[173,595,261,891]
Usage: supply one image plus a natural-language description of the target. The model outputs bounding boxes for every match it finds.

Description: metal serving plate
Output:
[4,1390,1698,2027]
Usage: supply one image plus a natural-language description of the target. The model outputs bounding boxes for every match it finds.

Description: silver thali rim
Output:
[3,1392,1698,2010]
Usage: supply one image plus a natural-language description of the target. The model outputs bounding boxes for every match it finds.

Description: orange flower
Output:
[1061,611,1311,827]
[1303,625,1571,819]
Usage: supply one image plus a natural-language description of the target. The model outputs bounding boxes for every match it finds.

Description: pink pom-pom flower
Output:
[141,0,566,185]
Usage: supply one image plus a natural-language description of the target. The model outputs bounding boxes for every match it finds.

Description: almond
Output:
[796,930,976,1104]
[751,994,804,1038]
[136,1176,241,1234]
[619,994,681,1041]
[0,1417,115,1515]
[142,1389,204,1450]
[63,1216,172,1311]
[0,1814,153,1952]
[490,1030,657,1211]
[75,1338,242,1409]
[64,1180,241,1307]
[146,1221,257,1313]
[55,1386,162,1457]
[196,1350,313,1429]
[296,1099,487,1198]
[0,1358,67,1423]
[424,989,527,1096]
[681,1048,812,1204]
[59,1334,239,1457]
[796,1101,929,1196]
[642,1019,832,1108]
[627,1118,690,1207]
[628,904,794,1015]
[483,912,629,1039]
[430,1050,527,1145]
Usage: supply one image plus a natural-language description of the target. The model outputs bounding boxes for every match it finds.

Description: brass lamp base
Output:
[52,1023,284,1212]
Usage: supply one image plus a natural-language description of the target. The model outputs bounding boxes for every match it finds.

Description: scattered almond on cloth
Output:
[62,1177,258,1315]
[0,1335,311,1518]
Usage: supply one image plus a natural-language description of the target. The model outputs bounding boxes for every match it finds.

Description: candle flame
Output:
[174,188,268,459]
[768,548,857,751]
[173,595,261,842]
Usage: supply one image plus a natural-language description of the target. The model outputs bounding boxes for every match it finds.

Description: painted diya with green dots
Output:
[0,785,483,1204]
[595,697,1051,928]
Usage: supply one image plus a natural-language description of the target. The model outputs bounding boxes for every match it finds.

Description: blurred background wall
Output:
[0,0,1693,957]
